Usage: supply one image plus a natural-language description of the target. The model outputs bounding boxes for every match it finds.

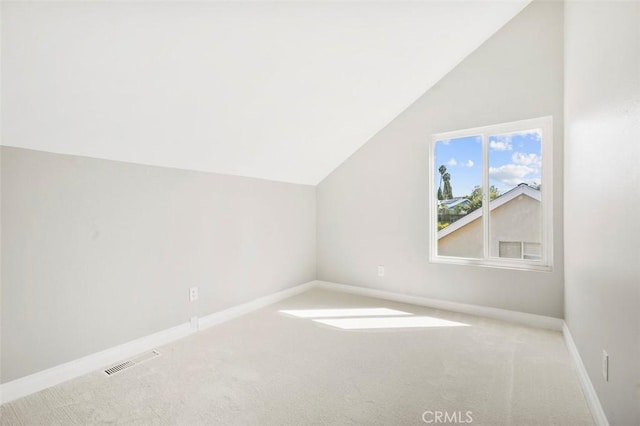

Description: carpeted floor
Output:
[0,288,593,425]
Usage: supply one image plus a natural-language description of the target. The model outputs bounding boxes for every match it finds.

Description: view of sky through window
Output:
[489,130,542,193]
[434,135,482,198]
[434,130,541,198]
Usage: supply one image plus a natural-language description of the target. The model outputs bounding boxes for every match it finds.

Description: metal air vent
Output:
[104,350,161,376]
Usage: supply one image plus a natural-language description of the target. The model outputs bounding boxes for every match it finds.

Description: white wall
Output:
[1,147,316,383]
[564,2,640,424]
[0,1,528,185]
[0,3,3,388]
[317,0,564,317]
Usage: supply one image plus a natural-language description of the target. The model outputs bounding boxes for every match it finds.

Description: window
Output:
[498,241,542,260]
[429,117,553,271]
[498,241,523,259]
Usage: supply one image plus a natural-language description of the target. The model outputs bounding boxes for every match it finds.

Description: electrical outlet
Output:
[189,286,198,302]
[377,265,385,277]
[602,350,609,381]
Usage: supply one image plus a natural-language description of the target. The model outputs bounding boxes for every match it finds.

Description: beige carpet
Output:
[1,288,593,425]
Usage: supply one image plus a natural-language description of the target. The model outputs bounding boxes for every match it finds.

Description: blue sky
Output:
[435,130,541,197]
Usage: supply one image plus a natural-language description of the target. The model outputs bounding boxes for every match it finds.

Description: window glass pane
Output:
[435,135,483,259]
[523,242,542,260]
[488,130,543,259]
[499,241,522,259]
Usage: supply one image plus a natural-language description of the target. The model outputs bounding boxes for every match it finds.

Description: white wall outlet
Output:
[189,286,198,302]
[602,350,609,381]
[377,265,385,277]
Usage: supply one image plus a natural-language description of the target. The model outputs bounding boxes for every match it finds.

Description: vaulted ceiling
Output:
[1,1,530,185]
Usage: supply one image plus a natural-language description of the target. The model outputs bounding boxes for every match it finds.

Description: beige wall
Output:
[490,195,541,258]
[1,147,316,383]
[438,195,541,259]
[438,217,483,259]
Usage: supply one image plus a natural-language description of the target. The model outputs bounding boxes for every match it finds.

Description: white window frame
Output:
[429,116,553,272]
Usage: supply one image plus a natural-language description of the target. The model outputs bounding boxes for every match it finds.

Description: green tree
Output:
[442,172,453,199]
[437,165,447,200]
[452,204,468,215]
[465,185,500,212]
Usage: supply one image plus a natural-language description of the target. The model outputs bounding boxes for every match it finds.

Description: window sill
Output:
[429,255,552,272]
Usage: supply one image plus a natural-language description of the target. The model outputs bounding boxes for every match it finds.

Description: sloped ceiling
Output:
[1,1,530,185]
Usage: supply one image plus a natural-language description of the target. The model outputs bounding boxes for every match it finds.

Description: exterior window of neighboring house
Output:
[498,241,542,260]
[429,117,553,271]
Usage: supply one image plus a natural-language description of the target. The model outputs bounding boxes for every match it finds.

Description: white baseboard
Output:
[562,323,609,426]
[0,280,317,405]
[2,277,602,426]
[198,280,317,330]
[317,281,608,424]
[315,281,564,331]
[0,322,193,404]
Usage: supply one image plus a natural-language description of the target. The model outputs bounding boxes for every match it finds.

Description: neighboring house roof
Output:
[438,184,541,239]
[438,198,471,210]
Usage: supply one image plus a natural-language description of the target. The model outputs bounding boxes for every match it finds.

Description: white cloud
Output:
[464,160,474,167]
[519,130,541,142]
[490,130,541,152]
[438,139,451,145]
[447,158,457,166]
[489,164,538,186]
[489,140,512,151]
[512,152,541,168]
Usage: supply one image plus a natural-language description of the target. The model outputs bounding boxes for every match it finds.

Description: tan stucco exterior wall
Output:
[438,195,541,258]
